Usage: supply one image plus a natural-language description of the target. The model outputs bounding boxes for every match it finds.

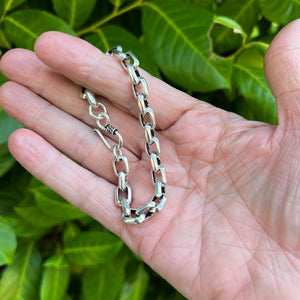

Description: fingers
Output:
[8,128,122,235]
[0,49,145,156]
[34,31,198,130]
[264,19,300,129]
[0,81,138,183]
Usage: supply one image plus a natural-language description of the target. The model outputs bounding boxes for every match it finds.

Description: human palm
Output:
[1,20,300,300]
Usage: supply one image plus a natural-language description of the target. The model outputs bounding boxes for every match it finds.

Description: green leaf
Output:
[0,30,11,49]
[260,0,300,24]
[52,0,97,29]
[233,63,277,124]
[211,0,259,55]
[84,25,160,78]
[184,0,216,10]
[142,0,233,92]
[0,110,23,144]
[6,213,49,238]
[235,42,268,69]
[232,42,277,124]
[119,264,149,300]
[40,255,70,300]
[63,222,81,245]
[3,9,75,50]
[0,242,41,300]
[82,259,124,300]
[0,71,9,85]
[0,216,17,266]
[15,200,63,228]
[217,0,259,34]
[108,0,129,8]
[32,185,86,221]
[0,181,21,216]
[0,143,15,178]
[0,0,25,15]
[214,16,246,36]
[64,231,123,266]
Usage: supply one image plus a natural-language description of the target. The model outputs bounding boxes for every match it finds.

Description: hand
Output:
[1,19,300,300]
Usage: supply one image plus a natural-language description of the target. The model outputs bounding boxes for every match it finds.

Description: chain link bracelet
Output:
[81,46,167,224]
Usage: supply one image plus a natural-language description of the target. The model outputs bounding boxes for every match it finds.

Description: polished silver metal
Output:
[81,46,167,224]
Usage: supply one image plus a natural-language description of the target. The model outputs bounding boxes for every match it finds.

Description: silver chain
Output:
[81,46,167,224]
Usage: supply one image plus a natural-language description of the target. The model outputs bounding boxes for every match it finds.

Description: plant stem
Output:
[77,0,144,36]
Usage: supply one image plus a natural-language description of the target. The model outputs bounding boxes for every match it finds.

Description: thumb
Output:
[264,19,300,129]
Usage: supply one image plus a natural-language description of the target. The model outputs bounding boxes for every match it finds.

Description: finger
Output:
[8,128,123,234]
[264,19,300,129]
[0,81,139,183]
[34,31,199,130]
[0,49,145,156]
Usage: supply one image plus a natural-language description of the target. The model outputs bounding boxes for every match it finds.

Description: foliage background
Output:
[0,0,299,299]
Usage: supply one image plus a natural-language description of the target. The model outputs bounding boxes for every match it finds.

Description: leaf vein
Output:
[5,16,38,39]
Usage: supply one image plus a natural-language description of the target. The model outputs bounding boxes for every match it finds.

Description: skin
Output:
[1,19,300,300]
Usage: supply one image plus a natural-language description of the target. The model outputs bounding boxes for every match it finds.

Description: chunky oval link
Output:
[126,64,141,85]
[145,137,161,156]
[133,78,149,98]
[137,94,148,115]
[155,180,165,198]
[115,185,131,206]
[81,46,167,224]
[118,171,127,191]
[136,200,156,216]
[150,153,161,173]
[140,107,156,128]
[152,166,167,185]
[144,124,155,144]
[123,51,139,69]
[113,155,129,176]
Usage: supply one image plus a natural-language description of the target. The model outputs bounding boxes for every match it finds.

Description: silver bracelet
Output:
[81,46,167,224]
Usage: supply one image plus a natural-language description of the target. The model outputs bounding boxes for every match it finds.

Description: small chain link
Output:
[81,46,167,224]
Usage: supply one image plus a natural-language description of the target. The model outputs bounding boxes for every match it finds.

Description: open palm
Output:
[1,20,300,300]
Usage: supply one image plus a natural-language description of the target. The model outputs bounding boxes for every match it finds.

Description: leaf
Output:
[82,259,124,300]
[32,185,86,221]
[0,110,23,144]
[0,0,25,15]
[15,200,63,228]
[232,42,277,124]
[214,16,246,36]
[0,181,21,216]
[0,242,41,300]
[233,63,277,124]
[64,231,123,266]
[260,0,300,24]
[0,71,9,85]
[6,213,49,238]
[235,42,268,68]
[3,9,75,50]
[217,0,259,34]
[52,0,97,29]
[142,0,233,92]
[0,216,17,266]
[0,143,15,178]
[119,264,149,300]
[184,0,215,10]
[0,29,11,49]
[211,0,259,55]
[84,25,160,78]
[108,0,129,8]
[40,255,70,300]
[63,222,81,245]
